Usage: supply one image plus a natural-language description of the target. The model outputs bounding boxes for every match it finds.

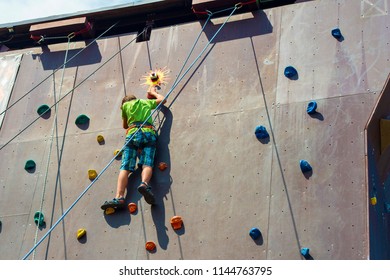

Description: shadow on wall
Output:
[151,106,174,250]
[32,41,102,70]
[201,10,273,43]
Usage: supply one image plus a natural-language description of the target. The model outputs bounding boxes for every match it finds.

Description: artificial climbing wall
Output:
[0,0,389,260]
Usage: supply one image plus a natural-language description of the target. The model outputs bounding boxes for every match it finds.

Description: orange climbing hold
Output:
[145,241,156,251]
[170,216,183,230]
[128,203,137,213]
[158,162,168,171]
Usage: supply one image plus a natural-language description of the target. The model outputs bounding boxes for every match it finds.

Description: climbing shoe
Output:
[137,182,155,205]
[101,197,126,210]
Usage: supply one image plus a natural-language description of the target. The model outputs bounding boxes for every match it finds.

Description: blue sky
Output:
[0,0,136,25]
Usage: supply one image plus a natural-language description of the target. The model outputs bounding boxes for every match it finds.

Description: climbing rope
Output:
[0,28,146,152]
[0,21,119,118]
[31,37,73,259]
[22,3,241,260]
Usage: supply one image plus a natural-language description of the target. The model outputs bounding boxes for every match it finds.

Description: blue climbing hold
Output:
[301,247,310,257]
[284,66,297,79]
[255,126,269,140]
[331,28,342,39]
[300,160,312,173]
[34,211,45,227]
[249,228,261,240]
[307,101,317,115]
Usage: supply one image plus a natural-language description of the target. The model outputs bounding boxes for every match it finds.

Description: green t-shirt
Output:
[122,99,157,135]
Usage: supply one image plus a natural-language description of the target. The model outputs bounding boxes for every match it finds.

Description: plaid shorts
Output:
[120,131,157,171]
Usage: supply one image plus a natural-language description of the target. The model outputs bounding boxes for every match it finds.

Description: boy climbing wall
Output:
[101,86,166,210]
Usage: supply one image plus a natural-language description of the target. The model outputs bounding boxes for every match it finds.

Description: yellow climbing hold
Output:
[97,135,105,144]
[105,208,115,215]
[370,197,377,206]
[88,169,97,180]
[114,149,123,157]
[77,228,86,239]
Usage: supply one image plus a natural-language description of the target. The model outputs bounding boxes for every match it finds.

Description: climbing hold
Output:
[75,114,90,125]
[145,241,156,251]
[307,101,317,115]
[299,160,312,173]
[370,197,377,206]
[34,211,45,227]
[142,67,170,87]
[170,216,183,230]
[301,247,310,258]
[249,227,261,240]
[158,162,168,171]
[254,125,269,140]
[24,160,36,171]
[114,149,123,158]
[128,203,137,214]
[105,208,115,215]
[77,228,86,240]
[88,169,97,180]
[37,104,51,116]
[97,135,105,144]
[284,66,298,79]
[331,28,342,39]
[150,72,159,82]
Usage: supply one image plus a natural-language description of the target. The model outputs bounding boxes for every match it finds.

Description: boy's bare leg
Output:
[138,165,155,205]
[116,170,131,198]
[141,165,153,185]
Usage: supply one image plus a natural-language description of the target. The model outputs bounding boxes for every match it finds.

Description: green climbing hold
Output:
[34,211,45,227]
[24,160,36,171]
[75,114,90,125]
[37,104,51,116]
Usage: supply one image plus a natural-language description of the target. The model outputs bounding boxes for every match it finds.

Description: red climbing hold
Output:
[145,241,156,251]
[128,203,137,214]
[170,216,183,230]
[158,162,168,171]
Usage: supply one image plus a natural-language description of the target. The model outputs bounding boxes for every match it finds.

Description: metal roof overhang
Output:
[0,0,299,50]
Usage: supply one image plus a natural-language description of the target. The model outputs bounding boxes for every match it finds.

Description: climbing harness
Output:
[22,2,243,259]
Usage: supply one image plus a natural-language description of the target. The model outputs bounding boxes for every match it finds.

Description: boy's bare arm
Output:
[122,117,129,129]
[147,86,166,105]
